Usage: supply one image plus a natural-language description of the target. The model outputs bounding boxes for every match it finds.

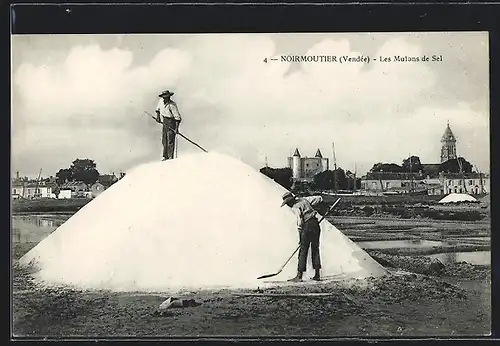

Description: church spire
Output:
[441,121,456,142]
[440,122,457,163]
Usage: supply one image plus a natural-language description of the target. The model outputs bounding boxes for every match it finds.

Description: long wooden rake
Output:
[257,197,341,280]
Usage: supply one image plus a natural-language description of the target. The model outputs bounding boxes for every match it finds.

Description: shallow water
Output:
[357,239,445,249]
[12,214,68,243]
[452,237,490,242]
[425,251,491,266]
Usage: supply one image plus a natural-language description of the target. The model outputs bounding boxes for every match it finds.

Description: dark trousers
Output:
[298,217,321,272]
[162,118,177,159]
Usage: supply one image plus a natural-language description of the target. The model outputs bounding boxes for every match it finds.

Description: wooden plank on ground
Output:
[232,292,336,298]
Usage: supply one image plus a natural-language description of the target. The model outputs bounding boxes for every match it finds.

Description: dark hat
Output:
[159,90,174,97]
[280,191,296,207]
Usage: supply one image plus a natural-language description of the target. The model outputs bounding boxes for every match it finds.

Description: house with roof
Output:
[12,172,26,199]
[59,181,88,198]
[360,172,428,194]
[12,171,57,199]
[441,172,489,195]
[90,174,119,198]
[60,181,88,192]
[12,180,54,199]
[58,189,72,199]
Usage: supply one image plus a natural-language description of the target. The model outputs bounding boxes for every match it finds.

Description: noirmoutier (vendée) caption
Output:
[264,54,443,64]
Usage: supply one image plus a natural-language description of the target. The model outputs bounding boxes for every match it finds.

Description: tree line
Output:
[369,156,473,174]
[259,166,360,191]
[55,158,125,187]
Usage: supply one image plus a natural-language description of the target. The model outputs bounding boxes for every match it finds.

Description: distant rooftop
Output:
[12,181,54,188]
[364,172,424,181]
[98,174,118,187]
[60,181,87,188]
[363,171,488,181]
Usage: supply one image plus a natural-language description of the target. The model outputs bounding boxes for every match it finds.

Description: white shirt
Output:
[291,196,323,230]
[156,99,182,121]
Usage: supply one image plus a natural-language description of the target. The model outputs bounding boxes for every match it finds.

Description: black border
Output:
[6,1,500,343]
[8,3,500,34]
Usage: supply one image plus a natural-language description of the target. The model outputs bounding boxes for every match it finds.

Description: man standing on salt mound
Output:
[281,191,325,282]
[155,90,182,161]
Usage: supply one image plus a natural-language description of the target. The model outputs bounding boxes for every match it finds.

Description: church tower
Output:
[440,121,457,163]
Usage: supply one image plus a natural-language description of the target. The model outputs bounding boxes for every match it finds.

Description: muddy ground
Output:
[321,194,490,222]
[12,242,491,338]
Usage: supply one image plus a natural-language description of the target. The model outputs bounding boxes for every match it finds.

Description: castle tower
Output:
[292,148,301,179]
[440,121,457,163]
[316,149,329,172]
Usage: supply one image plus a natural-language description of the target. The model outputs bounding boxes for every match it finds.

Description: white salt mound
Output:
[19,152,386,292]
[438,193,478,204]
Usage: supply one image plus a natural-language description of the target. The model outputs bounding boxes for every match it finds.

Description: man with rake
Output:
[281,191,325,282]
[155,90,182,161]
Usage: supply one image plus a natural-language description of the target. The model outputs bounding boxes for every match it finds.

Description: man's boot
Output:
[288,271,303,282]
[312,269,321,281]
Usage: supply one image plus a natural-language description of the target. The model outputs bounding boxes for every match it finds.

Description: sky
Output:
[11,32,490,178]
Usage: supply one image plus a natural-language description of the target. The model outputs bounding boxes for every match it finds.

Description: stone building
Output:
[287,148,329,182]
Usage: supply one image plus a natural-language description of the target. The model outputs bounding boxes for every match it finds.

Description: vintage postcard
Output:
[11,32,490,338]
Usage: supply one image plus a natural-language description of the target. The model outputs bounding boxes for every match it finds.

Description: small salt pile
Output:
[19,152,386,292]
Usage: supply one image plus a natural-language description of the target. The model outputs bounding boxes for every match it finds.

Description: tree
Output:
[334,168,348,189]
[355,178,362,189]
[370,162,405,173]
[259,167,293,189]
[312,170,336,190]
[402,155,423,173]
[313,168,349,190]
[345,170,357,190]
[52,185,61,198]
[70,159,100,186]
[56,168,73,185]
[291,180,312,196]
[370,162,383,173]
[439,157,473,174]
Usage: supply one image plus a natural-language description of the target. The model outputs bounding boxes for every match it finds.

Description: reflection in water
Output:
[426,251,491,266]
[453,237,491,243]
[12,215,68,243]
[357,239,444,249]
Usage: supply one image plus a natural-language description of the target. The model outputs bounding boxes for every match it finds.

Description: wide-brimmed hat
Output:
[280,191,296,207]
[159,90,174,97]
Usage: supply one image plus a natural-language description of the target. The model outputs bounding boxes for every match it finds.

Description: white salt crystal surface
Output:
[438,193,478,204]
[19,152,386,292]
